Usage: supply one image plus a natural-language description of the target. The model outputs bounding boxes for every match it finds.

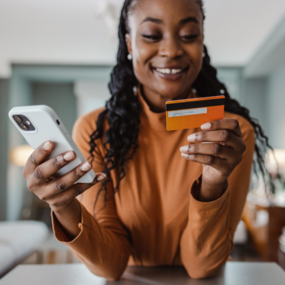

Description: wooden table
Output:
[243,193,285,262]
[0,263,285,284]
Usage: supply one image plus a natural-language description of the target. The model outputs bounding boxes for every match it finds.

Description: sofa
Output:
[0,221,49,277]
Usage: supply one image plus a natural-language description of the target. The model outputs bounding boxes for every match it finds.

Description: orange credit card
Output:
[166,95,225,131]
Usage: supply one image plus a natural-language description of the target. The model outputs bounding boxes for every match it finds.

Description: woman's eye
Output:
[142,35,161,41]
[181,34,199,41]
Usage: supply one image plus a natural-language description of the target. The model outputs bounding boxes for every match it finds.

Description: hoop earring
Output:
[127,54,132,60]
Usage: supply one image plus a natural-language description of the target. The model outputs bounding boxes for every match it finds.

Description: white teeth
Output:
[156,68,183,74]
[172,69,182,74]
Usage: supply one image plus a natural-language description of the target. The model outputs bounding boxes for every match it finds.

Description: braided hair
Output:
[88,0,271,212]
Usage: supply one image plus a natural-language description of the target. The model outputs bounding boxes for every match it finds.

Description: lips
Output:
[152,66,189,81]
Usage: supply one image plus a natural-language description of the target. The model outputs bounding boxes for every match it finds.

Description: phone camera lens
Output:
[13,115,35,131]
[20,123,29,131]
[14,115,23,124]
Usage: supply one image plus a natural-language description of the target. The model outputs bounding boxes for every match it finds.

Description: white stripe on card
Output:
[168,107,207,118]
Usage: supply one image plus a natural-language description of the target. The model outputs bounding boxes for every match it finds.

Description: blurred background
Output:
[1,0,285,277]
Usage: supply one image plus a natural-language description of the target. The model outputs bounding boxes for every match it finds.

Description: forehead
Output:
[129,0,203,26]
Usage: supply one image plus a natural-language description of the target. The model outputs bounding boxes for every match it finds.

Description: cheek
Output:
[187,43,204,77]
[190,41,204,63]
[132,40,157,82]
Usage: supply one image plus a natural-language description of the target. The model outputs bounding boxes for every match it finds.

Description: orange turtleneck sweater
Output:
[52,88,255,279]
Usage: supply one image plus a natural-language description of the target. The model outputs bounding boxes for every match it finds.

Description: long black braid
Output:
[88,0,272,213]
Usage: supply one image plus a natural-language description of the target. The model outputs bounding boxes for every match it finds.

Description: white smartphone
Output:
[8,105,96,183]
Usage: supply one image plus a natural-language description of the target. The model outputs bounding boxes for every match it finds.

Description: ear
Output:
[125,33,132,56]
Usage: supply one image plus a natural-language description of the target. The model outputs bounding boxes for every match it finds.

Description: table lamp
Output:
[10,145,34,167]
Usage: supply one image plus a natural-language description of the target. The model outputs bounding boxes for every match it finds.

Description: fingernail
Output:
[201,122,211,130]
[181,153,187,158]
[187,134,196,142]
[80,162,91,172]
[43,141,52,151]
[180,146,189,152]
[181,153,194,159]
[96,173,107,182]
[63,151,75,161]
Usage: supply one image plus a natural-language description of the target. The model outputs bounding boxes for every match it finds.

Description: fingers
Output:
[38,162,105,200]
[188,130,244,150]
[181,153,227,171]
[37,172,107,208]
[181,119,246,172]
[180,143,235,161]
[47,162,93,193]
[23,139,108,211]
[201,119,242,137]
[28,151,77,186]
[50,174,106,208]
[181,119,246,185]
[23,141,54,178]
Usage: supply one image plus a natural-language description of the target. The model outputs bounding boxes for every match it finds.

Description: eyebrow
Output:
[179,16,199,25]
[141,16,199,25]
[141,17,163,25]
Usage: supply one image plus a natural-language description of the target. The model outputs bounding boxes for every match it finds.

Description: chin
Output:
[155,85,190,100]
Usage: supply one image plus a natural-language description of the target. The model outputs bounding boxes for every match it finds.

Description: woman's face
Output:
[126,0,204,104]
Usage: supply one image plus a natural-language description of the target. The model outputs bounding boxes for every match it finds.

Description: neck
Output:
[141,85,194,113]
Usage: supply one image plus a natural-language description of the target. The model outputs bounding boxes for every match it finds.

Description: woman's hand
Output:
[180,119,246,202]
[23,141,106,213]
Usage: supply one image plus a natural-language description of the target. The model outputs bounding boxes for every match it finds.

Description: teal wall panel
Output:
[32,82,77,134]
[0,79,9,221]
[267,63,285,149]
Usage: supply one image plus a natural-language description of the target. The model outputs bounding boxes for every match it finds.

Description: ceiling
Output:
[0,0,285,77]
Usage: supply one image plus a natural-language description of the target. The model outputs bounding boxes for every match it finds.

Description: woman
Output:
[23,0,270,280]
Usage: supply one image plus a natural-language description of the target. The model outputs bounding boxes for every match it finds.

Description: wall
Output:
[243,13,285,150]
[242,77,268,135]
[74,80,110,117]
[0,79,9,221]
[7,76,32,220]
[217,68,272,145]
[32,82,77,134]
[267,63,285,149]
[217,68,243,104]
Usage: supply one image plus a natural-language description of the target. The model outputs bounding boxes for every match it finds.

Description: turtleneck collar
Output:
[137,85,195,132]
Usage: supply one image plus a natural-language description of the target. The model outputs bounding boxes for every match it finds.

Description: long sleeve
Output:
[51,110,133,280]
[180,121,255,279]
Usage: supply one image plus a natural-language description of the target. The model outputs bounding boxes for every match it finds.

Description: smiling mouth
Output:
[152,66,189,80]
[154,68,184,74]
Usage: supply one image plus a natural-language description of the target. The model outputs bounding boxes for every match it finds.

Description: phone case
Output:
[9,105,96,183]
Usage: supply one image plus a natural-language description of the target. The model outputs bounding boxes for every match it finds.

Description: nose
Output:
[159,36,184,59]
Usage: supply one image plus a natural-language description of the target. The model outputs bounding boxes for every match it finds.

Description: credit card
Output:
[166,95,225,131]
